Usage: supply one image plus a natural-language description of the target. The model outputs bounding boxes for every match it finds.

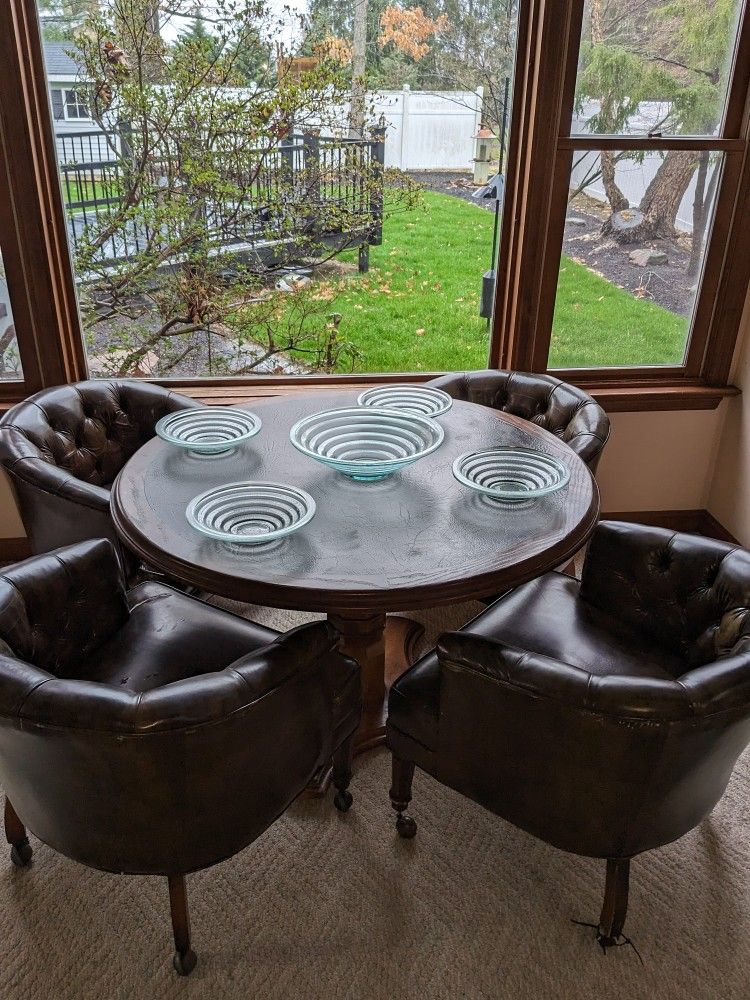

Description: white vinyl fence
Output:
[54,87,484,173]
[371,87,483,171]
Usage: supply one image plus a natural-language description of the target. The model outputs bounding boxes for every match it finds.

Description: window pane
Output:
[549,148,722,368]
[572,0,743,137]
[0,248,22,381]
[37,0,521,378]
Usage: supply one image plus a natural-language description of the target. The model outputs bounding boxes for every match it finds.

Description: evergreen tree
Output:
[172,17,222,66]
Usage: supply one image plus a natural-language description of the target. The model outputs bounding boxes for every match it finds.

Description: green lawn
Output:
[60,177,119,208]
[325,190,687,373]
[551,258,685,368]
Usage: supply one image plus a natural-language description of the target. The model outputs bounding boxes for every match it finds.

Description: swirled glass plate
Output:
[452,448,570,503]
[357,385,453,418]
[289,406,444,481]
[156,407,261,454]
[186,481,316,544]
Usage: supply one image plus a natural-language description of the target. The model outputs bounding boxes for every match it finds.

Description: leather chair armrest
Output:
[7,450,110,513]
[0,655,55,719]
[678,649,750,715]
[13,620,356,734]
[437,631,691,720]
[225,620,345,699]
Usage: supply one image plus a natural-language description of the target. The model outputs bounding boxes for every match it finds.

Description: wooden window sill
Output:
[0,376,738,413]
[586,383,740,412]
[167,377,740,412]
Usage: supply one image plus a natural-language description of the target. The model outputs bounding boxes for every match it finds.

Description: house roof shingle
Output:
[43,40,83,78]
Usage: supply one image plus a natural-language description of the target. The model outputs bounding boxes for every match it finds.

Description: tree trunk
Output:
[607,150,697,244]
[600,151,629,213]
[144,2,162,82]
[638,150,697,235]
[349,0,368,137]
[589,0,628,214]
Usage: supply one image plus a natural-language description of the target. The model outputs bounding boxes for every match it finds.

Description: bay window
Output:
[1,0,749,411]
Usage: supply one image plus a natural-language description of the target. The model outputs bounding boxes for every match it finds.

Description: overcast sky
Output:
[162,0,309,47]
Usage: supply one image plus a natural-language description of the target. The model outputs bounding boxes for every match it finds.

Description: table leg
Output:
[328,610,425,753]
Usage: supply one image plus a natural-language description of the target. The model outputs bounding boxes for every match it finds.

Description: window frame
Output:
[0,0,87,406]
[0,0,748,412]
[63,87,89,121]
[491,0,750,408]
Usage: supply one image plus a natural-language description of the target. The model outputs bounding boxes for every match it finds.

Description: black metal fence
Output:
[56,126,386,271]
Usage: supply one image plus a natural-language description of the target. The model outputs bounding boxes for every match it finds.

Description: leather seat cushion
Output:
[389,572,685,750]
[58,582,279,691]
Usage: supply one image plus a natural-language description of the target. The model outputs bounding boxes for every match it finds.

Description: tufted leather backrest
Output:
[0,539,128,676]
[580,521,750,671]
[428,369,610,469]
[0,380,199,488]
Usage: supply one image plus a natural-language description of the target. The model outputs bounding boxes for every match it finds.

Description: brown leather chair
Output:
[0,379,200,575]
[387,521,750,949]
[428,370,610,470]
[0,540,361,975]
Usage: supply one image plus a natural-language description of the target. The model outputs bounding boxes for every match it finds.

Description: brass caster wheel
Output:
[172,949,197,976]
[10,840,32,867]
[395,813,417,839]
[333,789,353,812]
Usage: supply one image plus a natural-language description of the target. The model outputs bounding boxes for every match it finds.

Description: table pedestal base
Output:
[328,611,425,753]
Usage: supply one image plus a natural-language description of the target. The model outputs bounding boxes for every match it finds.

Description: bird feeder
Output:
[473,125,496,184]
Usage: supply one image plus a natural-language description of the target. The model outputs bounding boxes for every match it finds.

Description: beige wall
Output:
[0,471,24,538]
[598,406,727,514]
[707,295,750,545]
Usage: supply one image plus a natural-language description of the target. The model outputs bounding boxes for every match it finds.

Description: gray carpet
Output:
[1,598,749,999]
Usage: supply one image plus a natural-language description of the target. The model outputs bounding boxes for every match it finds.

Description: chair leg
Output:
[167,874,197,976]
[389,755,417,839]
[4,798,32,868]
[598,858,630,948]
[332,732,355,813]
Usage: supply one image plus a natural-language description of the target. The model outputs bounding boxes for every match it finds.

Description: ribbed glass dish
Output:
[289,406,445,481]
[357,385,453,418]
[155,407,261,454]
[186,481,316,544]
[452,448,570,503]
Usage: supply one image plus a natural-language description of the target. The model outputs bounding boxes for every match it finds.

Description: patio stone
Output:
[629,248,668,266]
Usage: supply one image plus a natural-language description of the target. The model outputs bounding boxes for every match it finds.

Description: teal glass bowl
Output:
[186,481,316,545]
[452,448,570,504]
[289,406,444,481]
[156,407,261,454]
[357,384,453,418]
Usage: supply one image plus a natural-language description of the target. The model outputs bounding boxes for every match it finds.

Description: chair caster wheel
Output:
[333,789,353,812]
[395,813,417,839]
[173,949,197,976]
[10,841,32,867]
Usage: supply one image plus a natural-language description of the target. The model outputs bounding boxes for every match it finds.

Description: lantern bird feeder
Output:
[473,124,496,185]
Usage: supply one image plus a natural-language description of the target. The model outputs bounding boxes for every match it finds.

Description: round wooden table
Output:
[112,390,599,749]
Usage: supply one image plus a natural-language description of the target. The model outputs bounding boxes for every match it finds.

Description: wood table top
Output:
[111,390,600,611]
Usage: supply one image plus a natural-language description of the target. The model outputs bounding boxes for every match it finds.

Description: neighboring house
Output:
[44,41,104,165]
